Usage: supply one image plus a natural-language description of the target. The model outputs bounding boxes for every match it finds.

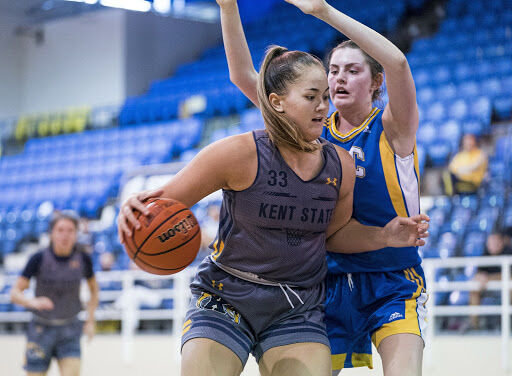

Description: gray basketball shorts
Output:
[24,318,82,372]
[181,258,330,365]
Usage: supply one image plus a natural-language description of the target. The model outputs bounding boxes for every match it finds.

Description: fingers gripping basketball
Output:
[123,198,201,275]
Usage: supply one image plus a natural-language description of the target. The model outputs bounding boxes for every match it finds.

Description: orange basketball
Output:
[124,198,201,275]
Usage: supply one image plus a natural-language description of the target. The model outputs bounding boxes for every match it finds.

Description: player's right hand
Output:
[117,189,163,243]
[29,296,54,311]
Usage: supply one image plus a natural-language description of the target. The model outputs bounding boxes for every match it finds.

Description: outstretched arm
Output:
[326,145,428,253]
[286,0,418,157]
[326,214,429,253]
[217,0,259,106]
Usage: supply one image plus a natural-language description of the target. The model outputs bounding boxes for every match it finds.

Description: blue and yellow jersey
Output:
[323,108,421,273]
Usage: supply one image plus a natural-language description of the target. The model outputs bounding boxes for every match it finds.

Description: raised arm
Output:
[217,0,259,106]
[327,215,429,253]
[286,0,418,157]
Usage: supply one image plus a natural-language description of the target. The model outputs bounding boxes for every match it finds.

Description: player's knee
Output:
[263,359,329,376]
[381,351,422,376]
[383,363,422,376]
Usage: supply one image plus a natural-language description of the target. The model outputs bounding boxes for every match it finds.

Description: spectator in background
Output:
[444,134,488,196]
[10,210,99,376]
[99,252,115,272]
[469,231,512,329]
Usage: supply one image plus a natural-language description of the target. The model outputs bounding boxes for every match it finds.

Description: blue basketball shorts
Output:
[181,258,330,366]
[325,266,428,371]
[24,319,83,372]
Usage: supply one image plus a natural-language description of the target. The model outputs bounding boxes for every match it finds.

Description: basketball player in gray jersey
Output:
[118,47,428,375]
[11,211,99,376]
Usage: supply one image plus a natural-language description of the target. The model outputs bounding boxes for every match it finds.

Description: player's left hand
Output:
[284,0,329,17]
[83,319,95,341]
[383,214,429,248]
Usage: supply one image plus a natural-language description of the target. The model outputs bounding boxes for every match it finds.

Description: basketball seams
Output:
[122,198,201,275]
[132,254,189,272]
[137,227,201,256]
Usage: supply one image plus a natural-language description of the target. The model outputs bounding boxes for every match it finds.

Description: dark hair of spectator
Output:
[49,210,80,231]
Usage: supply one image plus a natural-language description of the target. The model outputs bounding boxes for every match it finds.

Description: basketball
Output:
[124,198,201,275]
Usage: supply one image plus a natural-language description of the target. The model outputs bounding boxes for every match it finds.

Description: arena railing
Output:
[423,256,512,371]
[1,256,511,369]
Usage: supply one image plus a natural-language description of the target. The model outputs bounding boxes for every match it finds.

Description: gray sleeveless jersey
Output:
[209,130,343,288]
[35,248,85,320]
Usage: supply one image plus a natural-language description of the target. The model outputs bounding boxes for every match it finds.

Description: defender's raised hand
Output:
[284,0,329,17]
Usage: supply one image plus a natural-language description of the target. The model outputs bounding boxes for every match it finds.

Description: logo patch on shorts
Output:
[26,342,46,360]
[196,292,241,324]
[389,312,403,321]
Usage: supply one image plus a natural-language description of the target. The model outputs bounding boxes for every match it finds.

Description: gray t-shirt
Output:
[22,246,93,320]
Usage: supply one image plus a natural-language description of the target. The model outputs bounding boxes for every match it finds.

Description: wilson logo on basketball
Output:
[157,214,198,243]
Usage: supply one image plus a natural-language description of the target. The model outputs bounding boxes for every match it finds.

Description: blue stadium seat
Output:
[412,68,430,87]
[426,102,445,122]
[481,78,503,99]
[457,195,479,212]
[417,122,436,145]
[494,96,512,120]
[482,194,505,209]
[437,84,457,101]
[462,231,486,257]
[439,120,462,151]
[433,65,451,85]
[469,97,492,123]
[434,274,451,305]
[421,242,440,259]
[449,99,468,120]
[437,231,458,259]
[428,140,452,166]
[468,215,495,234]
[417,87,435,105]
[462,120,487,136]
[448,290,470,306]
[454,64,473,83]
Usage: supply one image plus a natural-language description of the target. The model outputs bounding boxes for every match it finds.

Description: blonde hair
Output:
[257,45,325,153]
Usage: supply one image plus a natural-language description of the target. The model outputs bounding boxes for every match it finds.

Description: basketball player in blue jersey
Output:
[10,211,99,376]
[216,0,427,375]
[118,41,427,374]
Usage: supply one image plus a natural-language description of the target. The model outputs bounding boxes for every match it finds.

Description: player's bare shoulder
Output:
[332,144,355,171]
[204,132,258,191]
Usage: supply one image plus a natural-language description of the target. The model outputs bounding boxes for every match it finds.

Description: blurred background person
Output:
[10,211,99,376]
[468,231,512,330]
[444,134,488,196]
